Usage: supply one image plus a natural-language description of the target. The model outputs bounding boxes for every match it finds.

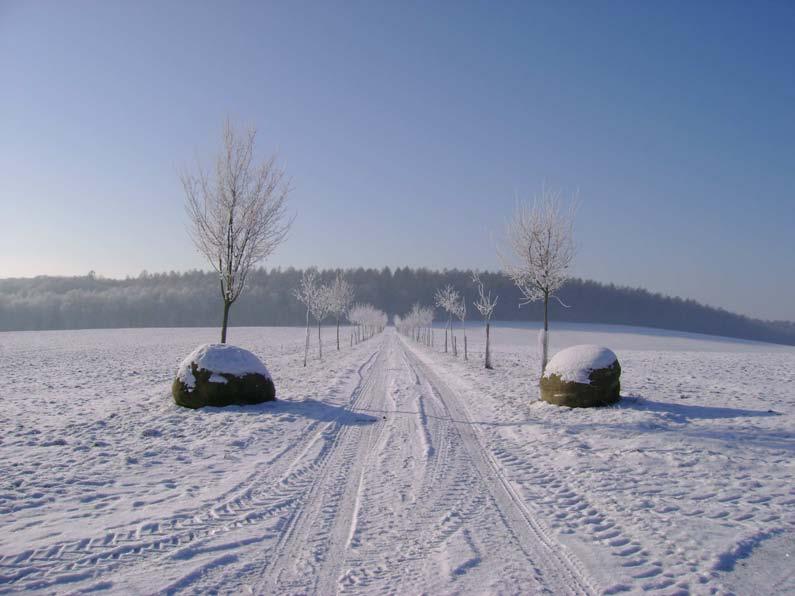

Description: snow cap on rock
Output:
[543,345,618,385]
[177,343,271,391]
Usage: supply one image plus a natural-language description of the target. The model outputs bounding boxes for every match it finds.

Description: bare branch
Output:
[472,271,499,321]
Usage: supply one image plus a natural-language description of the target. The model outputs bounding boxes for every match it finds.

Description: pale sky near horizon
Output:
[1,1,794,320]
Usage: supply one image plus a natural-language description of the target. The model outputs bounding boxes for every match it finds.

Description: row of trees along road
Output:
[399,271,499,370]
[398,188,575,375]
[179,119,570,376]
[292,269,384,366]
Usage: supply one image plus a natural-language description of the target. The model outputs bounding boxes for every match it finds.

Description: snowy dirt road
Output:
[1,325,793,595]
[170,330,595,594]
[246,331,594,595]
[0,329,595,595]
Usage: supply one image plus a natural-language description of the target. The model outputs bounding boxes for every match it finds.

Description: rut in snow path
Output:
[255,331,596,594]
[0,332,597,595]
[395,337,597,595]
[256,341,391,594]
[0,348,383,594]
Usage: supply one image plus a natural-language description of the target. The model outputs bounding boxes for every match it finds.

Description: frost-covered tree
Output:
[349,304,360,344]
[327,273,355,351]
[348,304,363,344]
[182,119,292,343]
[293,269,329,366]
[472,272,499,369]
[500,188,576,374]
[452,297,467,360]
[349,304,387,341]
[311,285,331,361]
[397,303,434,345]
[434,285,460,354]
[421,306,434,346]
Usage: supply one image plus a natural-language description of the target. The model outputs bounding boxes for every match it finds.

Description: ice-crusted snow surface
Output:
[544,344,618,384]
[176,343,271,391]
[0,323,793,594]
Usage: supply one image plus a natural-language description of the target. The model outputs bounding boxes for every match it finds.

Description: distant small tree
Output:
[312,284,332,360]
[473,272,498,369]
[399,302,434,344]
[453,297,467,360]
[327,273,355,351]
[500,187,576,375]
[434,285,460,354]
[182,118,292,344]
[348,303,386,341]
[293,269,326,366]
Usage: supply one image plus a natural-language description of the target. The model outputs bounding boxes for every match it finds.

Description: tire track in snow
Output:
[329,333,592,594]
[254,340,390,594]
[400,336,598,595]
[3,331,597,594]
[0,347,383,594]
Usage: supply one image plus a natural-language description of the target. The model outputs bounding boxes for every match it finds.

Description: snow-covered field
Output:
[0,324,793,594]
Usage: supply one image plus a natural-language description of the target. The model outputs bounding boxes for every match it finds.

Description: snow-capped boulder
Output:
[172,343,275,409]
[540,345,620,407]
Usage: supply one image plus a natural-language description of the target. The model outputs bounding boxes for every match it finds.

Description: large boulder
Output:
[172,344,276,409]
[540,345,620,408]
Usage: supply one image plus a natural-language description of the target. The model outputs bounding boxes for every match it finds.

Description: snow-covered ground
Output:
[0,324,793,594]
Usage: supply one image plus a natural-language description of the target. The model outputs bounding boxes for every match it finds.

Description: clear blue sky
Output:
[1,1,793,320]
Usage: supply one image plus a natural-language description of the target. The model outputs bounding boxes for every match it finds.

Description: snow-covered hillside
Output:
[0,324,792,594]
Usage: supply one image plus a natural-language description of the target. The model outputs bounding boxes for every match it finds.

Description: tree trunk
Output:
[221,300,231,344]
[336,317,340,351]
[317,321,323,360]
[303,309,310,367]
[542,292,550,375]
[463,323,467,361]
[485,322,492,369]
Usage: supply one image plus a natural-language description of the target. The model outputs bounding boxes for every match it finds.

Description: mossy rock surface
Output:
[172,343,275,409]
[172,366,275,409]
[540,345,621,408]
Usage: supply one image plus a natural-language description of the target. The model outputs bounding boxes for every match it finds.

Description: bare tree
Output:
[398,303,434,345]
[327,273,355,351]
[473,272,498,369]
[500,188,576,375]
[348,304,387,341]
[312,284,332,360]
[434,285,460,354]
[452,297,468,360]
[182,119,292,343]
[293,269,321,367]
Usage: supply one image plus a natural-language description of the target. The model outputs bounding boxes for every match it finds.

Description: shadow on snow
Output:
[359,396,782,430]
[199,397,379,426]
[616,398,781,421]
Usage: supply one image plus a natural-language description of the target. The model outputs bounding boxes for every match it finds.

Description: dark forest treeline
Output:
[1,268,794,345]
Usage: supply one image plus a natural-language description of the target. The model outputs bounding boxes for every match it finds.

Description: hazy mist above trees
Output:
[1,267,793,346]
